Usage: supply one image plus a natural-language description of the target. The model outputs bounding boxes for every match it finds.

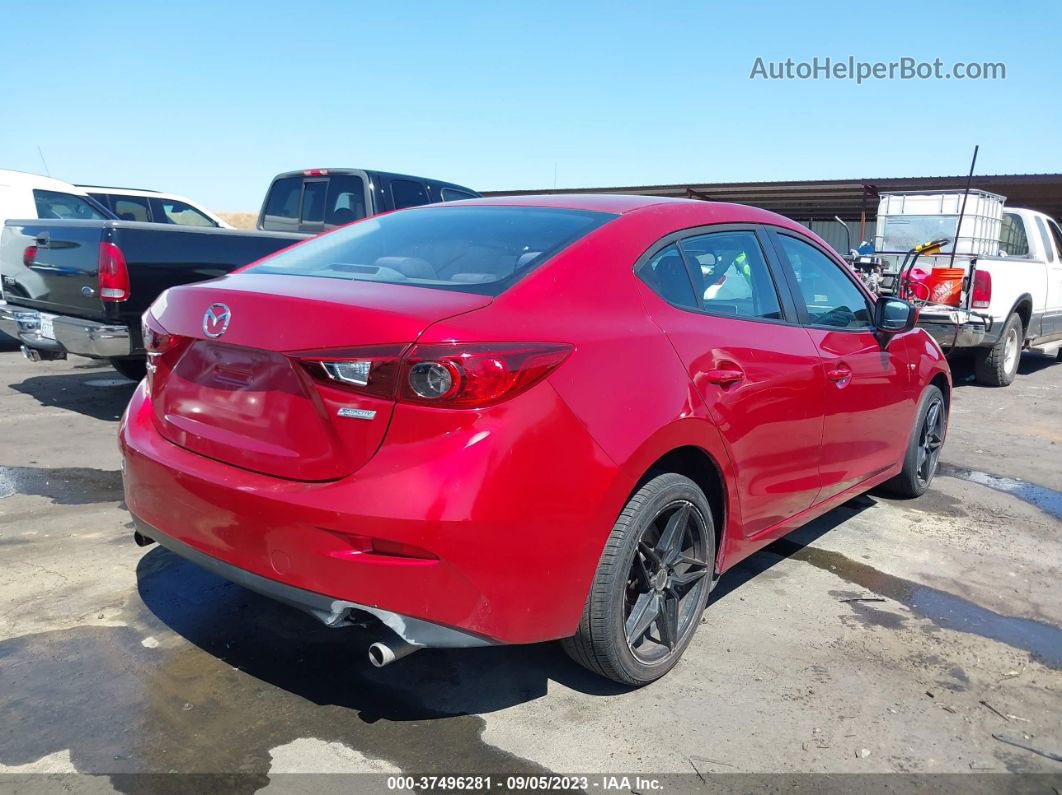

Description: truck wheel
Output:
[880,385,946,499]
[562,473,714,686]
[973,313,1022,387]
[110,358,147,382]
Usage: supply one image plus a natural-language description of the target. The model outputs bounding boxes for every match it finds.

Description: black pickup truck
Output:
[0,168,479,379]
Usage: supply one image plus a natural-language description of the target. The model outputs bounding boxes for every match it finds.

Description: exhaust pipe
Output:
[133,530,156,547]
[368,637,419,668]
[20,345,65,362]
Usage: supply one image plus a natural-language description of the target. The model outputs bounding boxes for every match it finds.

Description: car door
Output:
[767,229,914,500]
[637,226,827,537]
[1042,217,1062,336]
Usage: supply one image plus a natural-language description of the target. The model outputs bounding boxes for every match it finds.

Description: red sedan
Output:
[120,195,950,685]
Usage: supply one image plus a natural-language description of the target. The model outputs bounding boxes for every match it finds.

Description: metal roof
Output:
[482,173,1062,220]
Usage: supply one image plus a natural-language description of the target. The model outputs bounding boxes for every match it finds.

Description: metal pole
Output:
[949,145,979,269]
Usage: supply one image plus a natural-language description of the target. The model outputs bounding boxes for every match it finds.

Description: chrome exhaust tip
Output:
[368,638,419,668]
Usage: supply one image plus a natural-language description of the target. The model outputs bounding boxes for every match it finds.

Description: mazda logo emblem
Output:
[203,303,231,338]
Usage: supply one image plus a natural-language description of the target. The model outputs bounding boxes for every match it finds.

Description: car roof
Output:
[440,193,678,213]
[0,169,92,195]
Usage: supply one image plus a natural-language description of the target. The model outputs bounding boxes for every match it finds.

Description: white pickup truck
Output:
[915,207,1062,385]
[860,197,1062,386]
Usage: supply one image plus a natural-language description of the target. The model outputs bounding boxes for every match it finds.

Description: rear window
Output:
[245,206,615,295]
[33,189,108,221]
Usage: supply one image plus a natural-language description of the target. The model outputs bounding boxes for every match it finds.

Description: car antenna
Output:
[949,144,979,270]
[37,145,51,177]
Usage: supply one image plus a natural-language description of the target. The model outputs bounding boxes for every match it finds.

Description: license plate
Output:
[38,314,56,340]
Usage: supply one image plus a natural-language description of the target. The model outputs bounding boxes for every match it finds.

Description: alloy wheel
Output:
[624,500,711,664]
[916,398,945,487]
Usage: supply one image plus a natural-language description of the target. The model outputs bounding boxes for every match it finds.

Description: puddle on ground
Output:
[0,547,617,788]
[767,538,1062,669]
[938,463,1062,521]
[0,466,123,504]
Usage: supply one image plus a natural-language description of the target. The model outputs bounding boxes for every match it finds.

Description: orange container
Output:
[922,267,966,306]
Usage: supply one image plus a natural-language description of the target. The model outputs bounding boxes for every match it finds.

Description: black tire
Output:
[974,313,1022,387]
[110,358,147,382]
[880,385,946,498]
[562,472,715,686]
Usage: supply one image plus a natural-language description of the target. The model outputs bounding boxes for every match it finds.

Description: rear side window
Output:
[325,175,367,226]
[441,187,477,202]
[33,189,108,221]
[262,177,302,229]
[681,231,782,320]
[245,206,615,295]
[1048,219,1062,260]
[638,244,697,309]
[113,195,151,222]
[999,213,1030,256]
[391,179,429,210]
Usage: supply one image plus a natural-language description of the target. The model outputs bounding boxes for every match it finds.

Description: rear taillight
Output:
[971,269,992,309]
[399,343,572,407]
[297,342,572,408]
[142,311,177,391]
[142,311,174,355]
[298,344,406,399]
[22,245,36,267]
[98,242,130,301]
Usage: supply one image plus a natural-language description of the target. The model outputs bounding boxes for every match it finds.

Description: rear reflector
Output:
[98,242,130,301]
[971,269,992,309]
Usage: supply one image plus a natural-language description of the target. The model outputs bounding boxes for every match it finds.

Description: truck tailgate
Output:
[1,220,108,320]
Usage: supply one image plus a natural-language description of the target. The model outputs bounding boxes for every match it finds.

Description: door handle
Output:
[704,368,745,385]
[826,365,852,383]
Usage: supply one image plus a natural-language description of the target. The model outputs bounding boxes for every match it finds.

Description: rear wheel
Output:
[974,313,1022,387]
[111,358,147,382]
[562,473,714,686]
[880,385,946,498]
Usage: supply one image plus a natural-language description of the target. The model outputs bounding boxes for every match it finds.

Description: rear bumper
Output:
[119,379,620,645]
[132,515,492,648]
[918,307,998,350]
[0,301,131,358]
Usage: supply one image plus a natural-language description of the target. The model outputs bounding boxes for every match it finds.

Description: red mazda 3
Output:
[120,195,950,685]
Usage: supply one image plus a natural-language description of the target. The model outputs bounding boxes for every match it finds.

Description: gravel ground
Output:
[0,344,1059,791]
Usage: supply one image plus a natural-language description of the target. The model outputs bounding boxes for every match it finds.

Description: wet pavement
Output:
[1,348,1060,788]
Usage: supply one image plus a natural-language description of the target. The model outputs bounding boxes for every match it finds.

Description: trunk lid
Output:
[149,273,491,480]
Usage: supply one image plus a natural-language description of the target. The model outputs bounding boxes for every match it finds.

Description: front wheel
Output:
[880,385,946,498]
[562,473,715,686]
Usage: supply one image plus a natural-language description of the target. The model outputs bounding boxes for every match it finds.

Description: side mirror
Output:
[875,296,918,334]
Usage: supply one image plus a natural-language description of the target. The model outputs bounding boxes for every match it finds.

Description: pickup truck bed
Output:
[0,219,301,369]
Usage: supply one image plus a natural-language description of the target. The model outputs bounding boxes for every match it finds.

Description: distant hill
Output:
[217,212,256,229]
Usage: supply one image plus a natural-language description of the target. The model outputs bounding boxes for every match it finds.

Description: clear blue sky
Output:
[2,0,1058,211]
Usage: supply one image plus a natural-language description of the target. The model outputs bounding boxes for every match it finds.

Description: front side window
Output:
[152,198,216,227]
[778,234,873,329]
[999,213,1030,256]
[245,206,615,295]
[680,231,782,320]
[33,189,108,221]
[637,244,697,309]
[391,179,430,210]
[1047,219,1062,261]
[1035,216,1056,263]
